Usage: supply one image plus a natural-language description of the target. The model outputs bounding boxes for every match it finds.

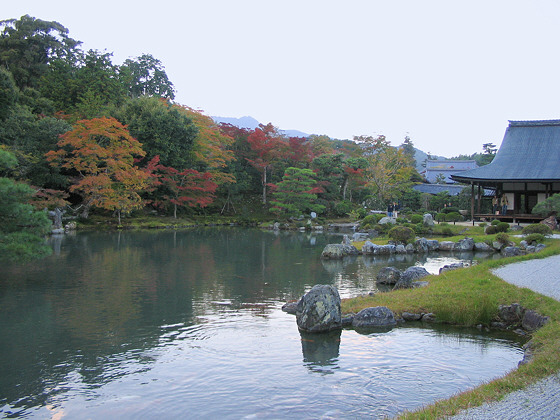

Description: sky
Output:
[3,1,560,157]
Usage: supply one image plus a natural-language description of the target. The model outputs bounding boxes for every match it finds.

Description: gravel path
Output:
[449,255,560,420]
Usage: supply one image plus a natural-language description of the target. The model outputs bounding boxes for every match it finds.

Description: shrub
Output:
[441,206,460,214]
[410,214,423,224]
[479,222,487,228]
[388,226,415,244]
[333,200,354,217]
[435,213,446,223]
[522,223,552,236]
[495,232,510,244]
[525,233,545,245]
[360,214,377,228]
[444,212,462,224]
[485,225,498,235]
[491,219,500,226]
[496,222,510,233]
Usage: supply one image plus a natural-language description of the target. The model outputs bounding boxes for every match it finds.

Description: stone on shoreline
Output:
[296,284,342,333]
[352,306,397,329]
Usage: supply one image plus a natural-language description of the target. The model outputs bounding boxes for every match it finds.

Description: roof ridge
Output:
[509,119,560,127]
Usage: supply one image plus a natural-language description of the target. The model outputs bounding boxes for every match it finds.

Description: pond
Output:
[0,228,525,419]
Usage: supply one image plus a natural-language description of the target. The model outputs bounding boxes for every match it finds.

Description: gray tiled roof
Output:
[452,120,560,183]
[413,183,494,197]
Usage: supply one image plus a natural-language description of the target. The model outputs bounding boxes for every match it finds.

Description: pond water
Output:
[0,228,525,419]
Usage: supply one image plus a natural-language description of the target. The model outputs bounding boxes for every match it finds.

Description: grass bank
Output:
[340,239,560,419]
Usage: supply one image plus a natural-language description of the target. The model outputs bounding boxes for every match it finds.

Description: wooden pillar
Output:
[471,183,475,225]
[477,184,482,214]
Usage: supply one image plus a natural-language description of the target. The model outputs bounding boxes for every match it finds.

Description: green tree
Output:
[121,53,175,99]
[0,15,81,89]
[270,167,325,218]
[0,149,52,261]
[117,96,198,170]
[0,68,18,120]
[532,193,560,217]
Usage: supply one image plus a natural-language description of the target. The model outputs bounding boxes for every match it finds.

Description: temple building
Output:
[451,120,560,223]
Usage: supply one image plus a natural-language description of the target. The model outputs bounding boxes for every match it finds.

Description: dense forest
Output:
[0,15,494,258]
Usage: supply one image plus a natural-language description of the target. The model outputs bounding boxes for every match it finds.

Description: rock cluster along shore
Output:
[283,285,550,368]
[321,236,546,259]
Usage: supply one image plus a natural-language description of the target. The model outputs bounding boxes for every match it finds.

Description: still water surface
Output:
[0,228,525,419]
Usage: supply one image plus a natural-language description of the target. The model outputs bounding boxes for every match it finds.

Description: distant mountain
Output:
[212,116,310,138]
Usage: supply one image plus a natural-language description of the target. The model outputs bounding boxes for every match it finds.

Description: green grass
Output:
[341,239,560,419]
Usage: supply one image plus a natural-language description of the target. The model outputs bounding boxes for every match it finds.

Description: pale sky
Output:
[3,1,560,157]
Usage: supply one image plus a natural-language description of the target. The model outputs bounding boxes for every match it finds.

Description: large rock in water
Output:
[393,266,430,289]
[321,244,359,259]
[376,267,402,285]
[296,285,342,333]
[352,306,397,329]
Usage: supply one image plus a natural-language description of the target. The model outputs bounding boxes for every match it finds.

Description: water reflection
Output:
[0,228,522,419]
[300,330,341,374]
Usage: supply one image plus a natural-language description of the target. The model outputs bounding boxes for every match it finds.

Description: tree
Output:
[269,167,324,218]
[148,156,218,218]
[0,149,52,261]
[121,53,175,99]
[0,15,81,89]
[532,193,560,217]
[46,117,148,222]
[117,96,198,170]
[246,123,288,204]
[356,135,415,200]
[341,156,368,201]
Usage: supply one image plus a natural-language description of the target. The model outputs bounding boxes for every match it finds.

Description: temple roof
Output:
[451,120,560,184]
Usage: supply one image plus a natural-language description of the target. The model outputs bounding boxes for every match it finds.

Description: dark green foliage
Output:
[491,219,500,226]
[441,206,460,214]
[409,214,423,224]
[388,225,415,244]
[435,212,446,223]
[441,226,453,236]
[532,194,560,216]
[444,212,462,224]
[485,225,497,235]
[522,223,552,236]
[0,176,52,261]
[525,233,545,245]
[495,232,510,244]
[333,200,353,217]
[121,53,175,99]
[269,167,324,218]
[496,222,509,233]
[117,96,198,170]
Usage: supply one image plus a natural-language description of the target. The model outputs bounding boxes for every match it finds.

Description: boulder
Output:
[282,301,298,314]
[401,312,423,321]
[439,262,464,274]
[414,238,429,253]
[352,232,369,241]
[455,237,475,251]
[423,213,435,227]
[352,306,397,329]
[498,303,524,324]
[522,310,550,331]
[321,244,359,259]
[296,284,342,333]
[540,215,558,231]
[376,267,402,284]
[426,240,440,251]
[501,246,524,257]
[341,235,352,245]
[361,241,378,254]
[378,217,396,225]
[394,266,430,289]
[439,241,455,251]
[474,242,494,252]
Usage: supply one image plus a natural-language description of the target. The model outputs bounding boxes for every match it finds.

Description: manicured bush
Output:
[388,226,415,244]
[479,222,487,228]
[333,200,354,217]
[496,222,510,233]
[435,213,446,223]
[444,212,462,224]
[360,214,377,229]
[485,225,498,235]
[495,232,510,244]
[491,219,500,226]
[441,206,460,214]
[522,223,552,236]
[410,214,423,224]
[525,233,545,245]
